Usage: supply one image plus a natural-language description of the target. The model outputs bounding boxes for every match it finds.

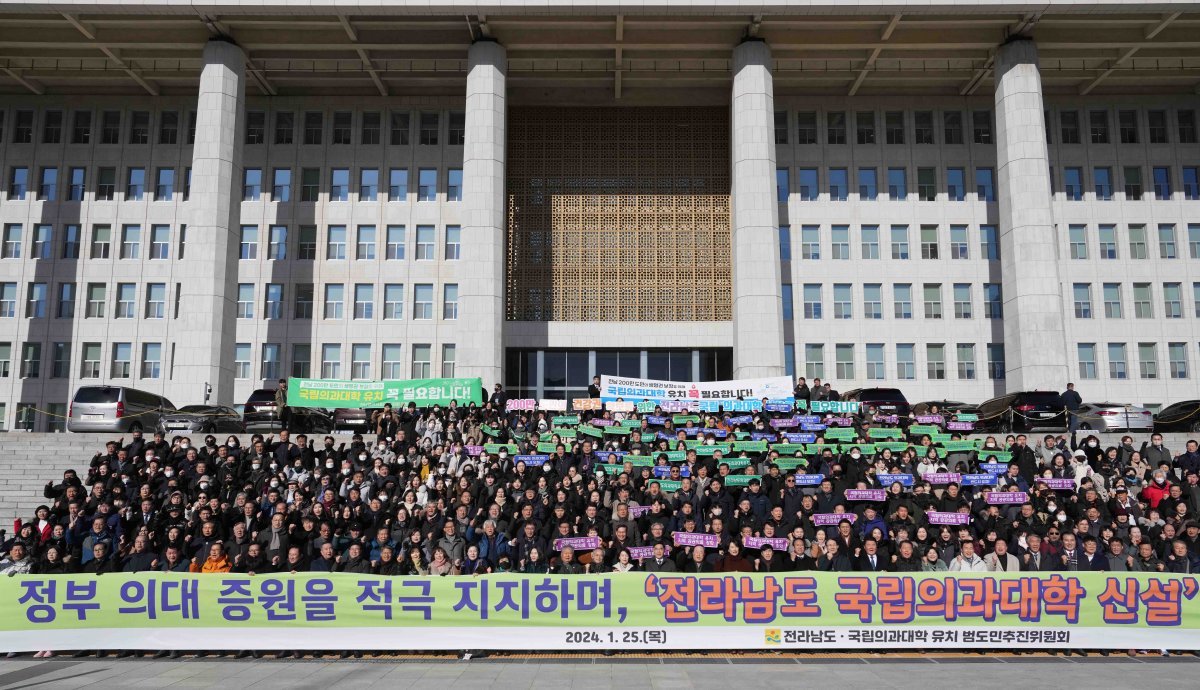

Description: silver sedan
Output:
[1074,402,1155,432]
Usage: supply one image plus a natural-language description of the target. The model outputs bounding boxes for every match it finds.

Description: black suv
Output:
[977,391,1067,433]
[243,388,335,434]
[1154,400,1200,433]
[841,388,911,417]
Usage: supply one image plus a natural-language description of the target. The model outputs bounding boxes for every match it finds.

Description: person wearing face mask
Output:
[1140,433,1173,468]
[371,440,397,464]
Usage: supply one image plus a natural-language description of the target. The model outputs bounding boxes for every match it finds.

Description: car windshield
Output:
[862,389,907,402]
[177,406,212,413]
[246,390,276,403]
[1021,392,1064,406]
[73,387,119,404]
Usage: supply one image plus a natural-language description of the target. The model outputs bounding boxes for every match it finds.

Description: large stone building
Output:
[0,1,1198,429]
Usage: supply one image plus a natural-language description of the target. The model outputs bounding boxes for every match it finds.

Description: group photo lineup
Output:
[0,0,1199,685]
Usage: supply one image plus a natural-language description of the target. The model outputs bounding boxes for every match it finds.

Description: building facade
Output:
[0,2,1198,429]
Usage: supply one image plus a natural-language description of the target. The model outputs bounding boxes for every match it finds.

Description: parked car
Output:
[1154,400,1200,433]
[976,391,1067,433]
[159,405,246,434]
[840,388,911,417]
[243,388,336,434]
[911,400,980,417]
[334,407,381,432]
[68,386,176,433]
[1073,402,1154,432]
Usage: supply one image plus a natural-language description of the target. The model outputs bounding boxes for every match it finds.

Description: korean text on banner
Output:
[287,378,483,408]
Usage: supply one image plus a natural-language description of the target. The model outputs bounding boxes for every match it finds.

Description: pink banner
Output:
[466,445,483,456]
[922,472,962,484]
[812,513,857,526]
[845,489,887,501]
[627,505,654,518]
[744,536,790,550]
[673,532,721,548]
[946,421,974,431]
[1037,478,1078,490]
[927,511,972,525]
[627,546,655,559]
[506,399,537,411]
[987,491,1029,505]
[553,536,602,552]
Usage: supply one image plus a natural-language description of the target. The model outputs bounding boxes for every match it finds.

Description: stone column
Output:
[730,39,785,379]
[177,39,243,404]
[994,37,1069,390]
[458,40,506,388]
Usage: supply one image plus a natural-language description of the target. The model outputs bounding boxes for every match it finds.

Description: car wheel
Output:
[1079,423,1092,431]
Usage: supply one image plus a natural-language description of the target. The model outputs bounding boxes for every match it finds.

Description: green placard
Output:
[603,426,631,436]
[978,449,1013,462]
[480,424,501,438]
[956,413,979,422]
[653,479,683,492]
[773,458,809,470]
[287,376,483,408]
[930,433,954,444]
[719,458,753,470]
[843,443,877,454]
[732,440,769,452]
[722,474,761,488]
[552,415,580,426]
[577,425,603,439]
[620,419,642,428]
[550,427,577,439]
[655,450,688,462]
[483,443,519,454]
[769,443,806,455]
[612,455,655,467]
[673,415,701,424]
[695,444,733,456]
[536,442,559,453]
[824,428,858,440]
[875,441,912,453]
[733,432,750,440]
[868,427,903,439]
[640,433,658,443]
[940,440,980,452]
[907,425,940,437]
[511,430,527,440]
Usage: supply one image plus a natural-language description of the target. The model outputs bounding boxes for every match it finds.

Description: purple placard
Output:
[682,427,701,436]
[845,489,887,501]
[646,415,668,425]
[801,423,827,432]
[627,504,654,518]
[673,532,721,548]
[946,421,975,431]
[826,416,855,427]
[765,402,795,413]
[591,419,615,427]
[744,536,790,550]
[709,429,729,439]
[627,546,655,559]
[466,445,483,456]
[987,491,1029,505]
[796,415,822,424]
[1037,478,1078,491]
[653,465,691,478]
[793,474,825,486]
[785,433,818,443]
[873,415,899,424]
[916,415,945,425]
[553,536,602,551]
[960,473,996,486]
[770,417,799,428]
[728,415,754,425]
[812,513,857,526]
[922,472,963,485]
[751,432,779,441]
[927,511,972,525]
[514,454,550,467]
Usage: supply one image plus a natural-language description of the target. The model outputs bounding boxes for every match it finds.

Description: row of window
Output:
[778,224,999,262]
[772,108,1199,147]
[1067,224,1200,261]
[0,108,465,148]
[4,164,465,203]
[0,278,462,323]
[781,283,1004,321]
[782,342,1008,381]
[1076,343,1194,380]
[0,340,457,383]
[774,165,1200,203]
[1070,283,1200,320]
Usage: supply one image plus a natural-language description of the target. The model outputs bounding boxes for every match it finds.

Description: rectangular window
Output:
[984,283,1002,319]
[1094,167,1113,200]
[31,224,51,259]
[261,343,281,381]
[236,283,254,319]
[893,284,912,319]
[835,344,855,379]
[241,168,262,201]
[56,283,74,319]
[1138,343,1158,379]
[100,111,120,144]
[797,168,818,200]
[857,168,876,200]
[861,225,879,259]
[71,111,91,144]
[51,342,70,378]
[153,168,174,201]
[356,225,376,260]
[1078,343,1098,380]
[783,282,794,320]
[856,111,876,144]
[953,283,971,319]
[239,226,258,260]
[833,283,852,319]
[975,168,995,201]
[350,344,371,380]
[68,167,85,201]
[914,167,935,201]
[804,344,824,379]
[294,284,314,319]
[412,344,432,379]
[301,168,320,201]
[96,167,114,200]
[448,111,465,146]
[291,344,311,379]
[884,111,904,144]
[114,283,135,319]
[90,225,111,259]
[887,168,906,199]
[330,168,349,201]
[267,225,286,260]
[956,343,976,380]
[1168,342,1189,379]
[796,112,817,144]
[129,111,150,144]
[119,225,139,259]
[980,225,999,260]
[418,168,437,201]
[1118,110,1138,143]
[829,168,848,201]
[321,344,341,379]
[1133,283,1153,318]
[1123,166,1143,200]
[183,168,191,200]
[390,112,411,145]
[360,169,378,201]
[272,169,291,201]
[802,284,822,319]
[897,343,918,380]
[38,168,57,201]
[386,225,406,260]
[297,226,317,260]
[1153,167,1172,199]
[419,112,439,145]
[972,110,992,144]
[145,283,165,319]
[1190,224,1200,259]
[1073,283,1093,318]
[274,111,294,144]
[1158,224,1177,259]
[413,284,433,319]
[443,284,459,320]
[1103,283,1123,318]
[1060,111,1081,144]
[1184,167,1199,200]
[774,111,788,144]
[890,225,909,259]
[1,225,20,259]
[1164,282,1183,318]
[1069,225,1088,259]
[827,112,846,145]
[80,343,101,378]
[1099,224,1118,259]
[863,283,882,319]
[1090,110,1110,144]
[923,283,942,319]
[865,344,885,380]
[784,344,796,379]
[447,169,463,202]
[1064,167,1083,200]
[326,225,346,260]
[389,169,408,200]
[920,225,939,259]
[914,111,934,144]
[264,283,283,320]
[944,167,965,201]
[122,167,145,201]
[987,344,1006,380]
[384,284,404,320]
[1129,225,1148,259]
[1180,110,1198,143]
[361,112,381,145]
[831,226,850,260]
[927,344,947,380]
[243,111,264,145]
[303,112,323,145]
[778,225,791,261]
[354,284,374,320]
[111,343,132,379]
[776,168,789,203]
[25,283,46,319]
[324,284,344,319]
[416,225,435,260]
[382,344,403,379]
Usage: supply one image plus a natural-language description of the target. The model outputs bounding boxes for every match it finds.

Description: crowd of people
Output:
[1,379,1199,656]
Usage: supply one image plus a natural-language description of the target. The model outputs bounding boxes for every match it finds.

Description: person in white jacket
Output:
[948,540,988,572]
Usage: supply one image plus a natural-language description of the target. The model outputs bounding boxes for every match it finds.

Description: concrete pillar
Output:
[730,39,786,379]
[458,40,506,388]
[178,39,244,405]
[994,37,1069,391]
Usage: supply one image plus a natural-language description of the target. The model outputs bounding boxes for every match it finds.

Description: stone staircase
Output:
[0,431,1195,522]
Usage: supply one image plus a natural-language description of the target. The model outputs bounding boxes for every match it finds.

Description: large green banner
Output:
[1,573,1198,651]
[287,377,483,408]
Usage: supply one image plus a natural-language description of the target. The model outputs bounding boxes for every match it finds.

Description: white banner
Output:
[599,375,793,404]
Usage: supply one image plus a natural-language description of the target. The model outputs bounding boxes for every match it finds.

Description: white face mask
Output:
[377,495,388,502]
[850,453,861,460]
[325,461,334,469]
[269,480,279,488]
[1088,441,1098,448]
[378,444,386,450]
[164,469,174,477]
[341,468,351,476]
[251,463,261,470]
[228,441,237,447]
[499,452,507,459]
[180,443,189,449]
[359,454,368,462]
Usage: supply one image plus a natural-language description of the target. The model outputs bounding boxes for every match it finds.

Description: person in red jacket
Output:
[1139,469,1172,510]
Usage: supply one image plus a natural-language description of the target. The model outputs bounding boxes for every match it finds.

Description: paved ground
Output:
[0,655,1198,689]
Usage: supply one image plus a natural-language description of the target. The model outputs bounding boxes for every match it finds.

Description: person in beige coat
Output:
[983,539,1021,572]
